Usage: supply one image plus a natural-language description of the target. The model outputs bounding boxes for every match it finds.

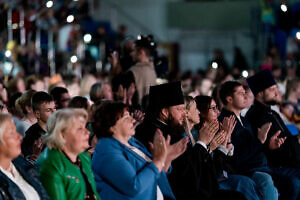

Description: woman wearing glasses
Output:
[195,95,273,200]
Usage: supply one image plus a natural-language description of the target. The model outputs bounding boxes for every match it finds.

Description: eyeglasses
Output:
[209,105,219,112]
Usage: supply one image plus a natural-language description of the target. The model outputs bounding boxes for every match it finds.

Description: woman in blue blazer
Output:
[92,101,187,200]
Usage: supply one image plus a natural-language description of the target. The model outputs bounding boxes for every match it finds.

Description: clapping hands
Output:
[269,130,287,150]
[257,122,272,144]
[198,120,219,145]
[150,129,188,172]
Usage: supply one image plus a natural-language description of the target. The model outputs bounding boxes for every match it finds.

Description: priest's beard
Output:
[265,100,277,106]
[264,97,277,106]
[166,114,185,143]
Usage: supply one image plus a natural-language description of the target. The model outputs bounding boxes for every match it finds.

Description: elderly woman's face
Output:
[0,120,22,160]
[62,117,90,155]
[111,111,135,138]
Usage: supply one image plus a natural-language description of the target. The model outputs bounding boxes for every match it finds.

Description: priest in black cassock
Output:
[135,81,245,200]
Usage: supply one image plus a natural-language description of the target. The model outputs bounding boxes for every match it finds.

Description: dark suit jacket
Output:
[219,108,269,174]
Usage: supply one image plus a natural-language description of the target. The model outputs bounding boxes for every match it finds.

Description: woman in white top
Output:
[0,113,49,200]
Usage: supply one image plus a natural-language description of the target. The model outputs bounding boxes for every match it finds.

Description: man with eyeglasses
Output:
[219,79,300,200]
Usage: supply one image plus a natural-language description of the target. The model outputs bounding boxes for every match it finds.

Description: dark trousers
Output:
[269,167,300,200]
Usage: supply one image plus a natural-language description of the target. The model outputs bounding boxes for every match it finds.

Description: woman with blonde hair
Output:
[0,113,50,199]
[15,90,37,136]
[37,108,101,200]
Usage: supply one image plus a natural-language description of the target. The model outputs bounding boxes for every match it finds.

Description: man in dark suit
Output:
[135,81,245,200]
[219,80,300,200]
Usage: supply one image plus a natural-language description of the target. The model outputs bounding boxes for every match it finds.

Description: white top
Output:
[15,119,32,137]
[0,163,40,200]
[129,146,164,200]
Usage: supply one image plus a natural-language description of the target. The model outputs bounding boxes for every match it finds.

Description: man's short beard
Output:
[263,95,277,106]
[166,114,185,136]
[264,100,277,106]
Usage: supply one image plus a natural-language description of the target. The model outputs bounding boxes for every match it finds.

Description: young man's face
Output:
[231,85,248,110]
[35,101,56,124]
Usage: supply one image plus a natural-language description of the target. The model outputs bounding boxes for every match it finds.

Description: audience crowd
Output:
[0,1,300,200]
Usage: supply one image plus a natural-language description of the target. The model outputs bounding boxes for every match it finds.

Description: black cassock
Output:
[135,119,245,200]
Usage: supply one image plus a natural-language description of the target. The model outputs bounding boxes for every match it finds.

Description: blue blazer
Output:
[92,137,175,200]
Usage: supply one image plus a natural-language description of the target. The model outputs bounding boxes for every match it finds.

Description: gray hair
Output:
[44,108,88,150]
[0,113,13,143]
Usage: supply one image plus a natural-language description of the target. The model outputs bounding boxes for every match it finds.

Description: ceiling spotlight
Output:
[83,34,92,43]
[46,0,53,8]
[67,15,74,23]
[5,50,11,58]
[281,4,287,12]
[70,55,78,63]
[137,35,142,40]
[211,62,218,69]
[242,70,249,78]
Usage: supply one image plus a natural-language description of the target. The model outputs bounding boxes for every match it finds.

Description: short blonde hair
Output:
[184,96,195,111]
[44,108,88,150]
[0,113,13,143]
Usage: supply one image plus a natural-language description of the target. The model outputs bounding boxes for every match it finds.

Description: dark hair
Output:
[25,75,42,90]
[195,95,213,128]
[90,82,103,103]
[68,96,89,110]
[50,87,69,102]
[6,77,24,97]
[32,91,53,111]
[219,81,242,105]
[92,101,128,138]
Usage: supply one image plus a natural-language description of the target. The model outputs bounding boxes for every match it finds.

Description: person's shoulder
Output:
[37,149,65,171]
[78,151,91,163]
[24,123,42,136]
[96,137,123,153]
[13,155,33,169]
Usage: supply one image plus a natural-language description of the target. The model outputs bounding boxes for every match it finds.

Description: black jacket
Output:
[135,118,245,200]
[219,108,269,174]
[0,156,50,200]
[21,123,46,158]
[246,100,300,168]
